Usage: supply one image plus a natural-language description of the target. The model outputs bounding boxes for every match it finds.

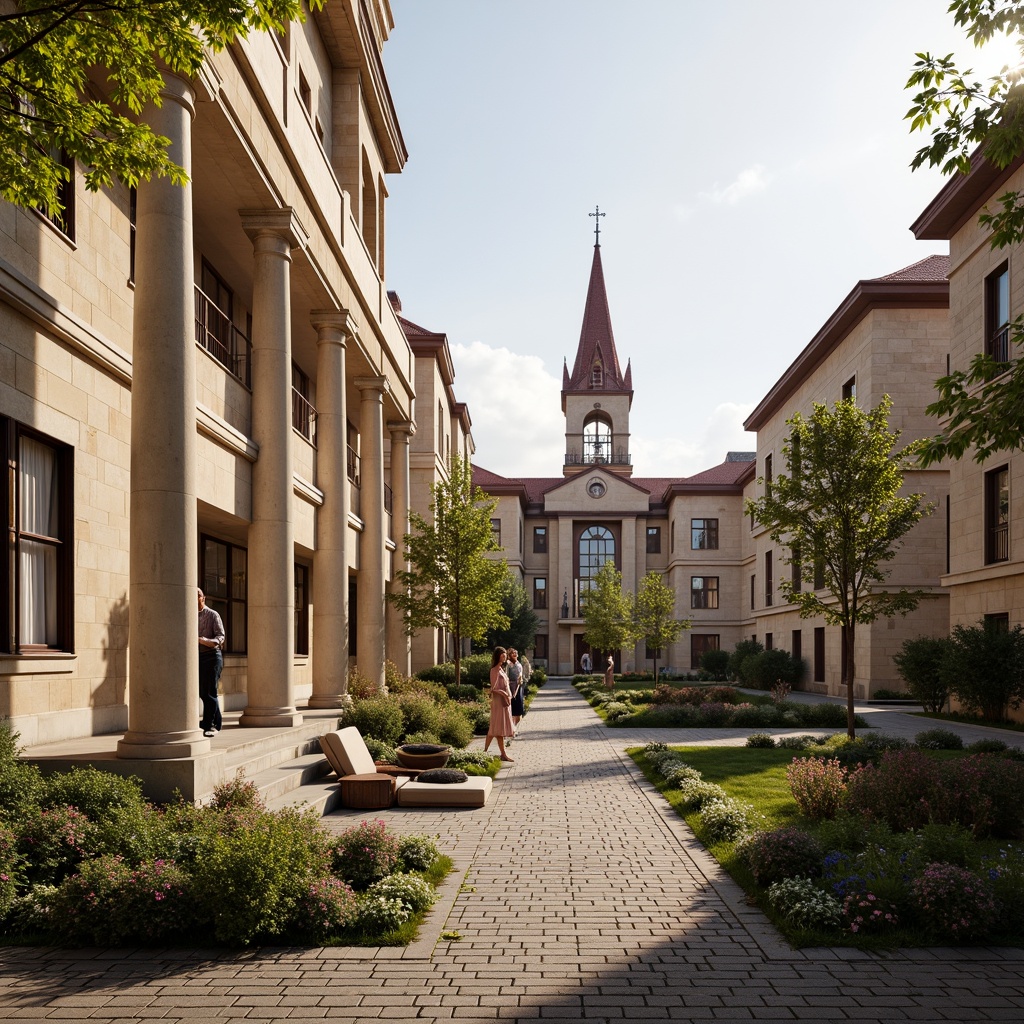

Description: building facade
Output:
[1,3,420,793]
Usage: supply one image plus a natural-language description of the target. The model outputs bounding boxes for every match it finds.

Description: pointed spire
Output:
[564,244,628,394]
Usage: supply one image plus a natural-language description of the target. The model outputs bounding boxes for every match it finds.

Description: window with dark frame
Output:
[577,525,616,609]
[646,526,661,554]
[490,518,501,547]
[985,465,1009,564]
[691,518,719,549]
[750,573,755,610]
[533,526,547,554]
[36,148,75,240]
[1,419,73,652]
[765,632,773,651]
[291,362,316,443]
[294,563,309,655]
[200,536,247,654]
[842,376,856,401]
[690,576,719,610]
[534,633,548,659]
[690,634,720,671]
[985,612,1010,633]
[791,629,802,666]
[533,577,547,610]
[765,550,773,606]
[764,453,773,497]
[986,262,1010,363]
[298,68,312,113]
[813,626,825,683]
[128,185,136,284]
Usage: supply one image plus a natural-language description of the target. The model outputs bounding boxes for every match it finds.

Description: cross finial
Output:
[589,205,605,245]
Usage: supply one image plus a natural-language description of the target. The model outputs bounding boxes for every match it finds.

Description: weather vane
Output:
[589,205,605,245]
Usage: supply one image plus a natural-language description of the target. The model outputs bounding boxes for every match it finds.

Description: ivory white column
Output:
[355,376,389,689]
[239,210,305,727]
[385,420,415,676]
[118,71,207,760]
[308,311,356,708]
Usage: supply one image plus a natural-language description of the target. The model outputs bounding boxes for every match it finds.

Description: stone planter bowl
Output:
[395,743,452,770]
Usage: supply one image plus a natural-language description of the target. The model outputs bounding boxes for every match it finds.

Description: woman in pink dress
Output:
[484,646,515,762]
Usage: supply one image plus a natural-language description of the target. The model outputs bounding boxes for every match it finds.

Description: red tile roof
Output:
[868,254,949,283]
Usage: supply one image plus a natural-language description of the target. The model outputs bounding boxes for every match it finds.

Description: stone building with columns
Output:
[0,3,418,795]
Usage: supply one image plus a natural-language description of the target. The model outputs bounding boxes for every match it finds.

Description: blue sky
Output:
[381,1,1011,478]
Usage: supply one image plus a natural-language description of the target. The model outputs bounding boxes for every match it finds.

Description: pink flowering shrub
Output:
[845,750,1024,837]
[738,827,824,886]
[651,685,740,706]
[50,855,197,945]
[332,819,402,889]
[17,805,94,885]
[0,824,18,918]
[786,757,848,820]
[910,863,998,940]
[841,891,900,934]
[291,876,359,942]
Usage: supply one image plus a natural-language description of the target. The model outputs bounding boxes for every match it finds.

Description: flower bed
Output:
[632,738,1024,947]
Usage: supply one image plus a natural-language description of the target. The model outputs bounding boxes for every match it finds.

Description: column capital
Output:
[311,309,359,343]
[387,419,416,440]
[355,375,391,396]
[239,208,309,250]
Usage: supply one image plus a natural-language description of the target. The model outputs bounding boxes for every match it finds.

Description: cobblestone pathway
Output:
[3,677,1024,1022]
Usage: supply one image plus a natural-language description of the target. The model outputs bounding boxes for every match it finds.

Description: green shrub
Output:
[0,723,43,817]
[41,765,147,818]
[728,639,763,683]
[768,877,841,930]
[746,733,776,749]
[398,834,441,872]
[364,737,398,764]
[699,797,756,843]
[86,802,166,865]
[786,757,848,820]
[403,729,442,745]
[914,728,963,750]
[456,654,494,687]
[662,763,702,788]
[435,705,475,748]
[892,635,950,713]
[794,702,861,728]
[732,704,782,728]
[918,822,977,869]
[366,872,435,913]
[745,649,803,690]
[17,804,95,885]
[340,696,405,745]
[332,819,402,889]
[966,738,1009,754]
[738,827,824,886]
[191,806,332,945]
[942,620,1024,721]
[700,648,730,681]
[447,749,499,773]
[778,734,819,750]
[445,683,480,701]
[0,824,20,917]
[288,876,359,943]
[49,854,198,946]
[209,770,265,812]
[677,780,727,812]
[355,894,410,934]
[398,694,441,738]
[416,663,456,686]
[984,845,1024,931]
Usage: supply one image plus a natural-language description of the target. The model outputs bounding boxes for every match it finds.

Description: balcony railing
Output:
[291,388,317,445]
[564,451,632,466]
[987,522,1009,563]
[989,326,1010,364]
[194,286,252,387]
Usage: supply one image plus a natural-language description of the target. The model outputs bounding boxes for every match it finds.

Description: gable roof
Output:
[562,245,632,405]
[744,255,950,432]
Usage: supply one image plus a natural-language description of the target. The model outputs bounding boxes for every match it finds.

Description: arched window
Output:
[578,525,615,607]
[583,417,612,464]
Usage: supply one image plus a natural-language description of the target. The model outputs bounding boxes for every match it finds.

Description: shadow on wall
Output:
[99,592,129,708]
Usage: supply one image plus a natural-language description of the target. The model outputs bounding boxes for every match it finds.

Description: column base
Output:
[307,693,353,711]
[116,728,210,760]
[240,705,304,728]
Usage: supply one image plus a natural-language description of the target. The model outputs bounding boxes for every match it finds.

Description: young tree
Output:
[0,1,322,214]
[745,397,932,737]
[481,573,540,655]
[631,571,688,683]
[390,454,509,686]
[941,619,1024,721]
[582,561,632,657]
[906,1,1024,463]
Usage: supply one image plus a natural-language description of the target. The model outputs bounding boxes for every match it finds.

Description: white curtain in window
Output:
[18,437,58,645]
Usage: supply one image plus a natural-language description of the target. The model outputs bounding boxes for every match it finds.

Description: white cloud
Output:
[450,341,564,476]
[631,402,757,478]
[700,164,770,206]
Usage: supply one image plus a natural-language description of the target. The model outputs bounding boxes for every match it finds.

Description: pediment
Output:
[542,469,650,514]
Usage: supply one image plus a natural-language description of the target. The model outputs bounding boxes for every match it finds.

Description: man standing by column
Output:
[198,588,225,737]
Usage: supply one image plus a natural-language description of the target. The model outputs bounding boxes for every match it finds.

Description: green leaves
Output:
[0,1,321,211]
[390,454,509,684]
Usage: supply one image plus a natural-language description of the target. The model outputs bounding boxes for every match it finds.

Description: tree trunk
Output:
[454,636,462,687]
[844,622,856,739]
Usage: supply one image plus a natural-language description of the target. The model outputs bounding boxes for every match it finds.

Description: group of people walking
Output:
[484,646,530,761]
[580,650,615,688]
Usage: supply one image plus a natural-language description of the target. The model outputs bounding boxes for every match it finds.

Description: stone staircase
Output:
[22,708,347,814]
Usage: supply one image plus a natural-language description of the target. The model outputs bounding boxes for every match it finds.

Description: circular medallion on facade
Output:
[587,478,606,498]
[593,402,602,409]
